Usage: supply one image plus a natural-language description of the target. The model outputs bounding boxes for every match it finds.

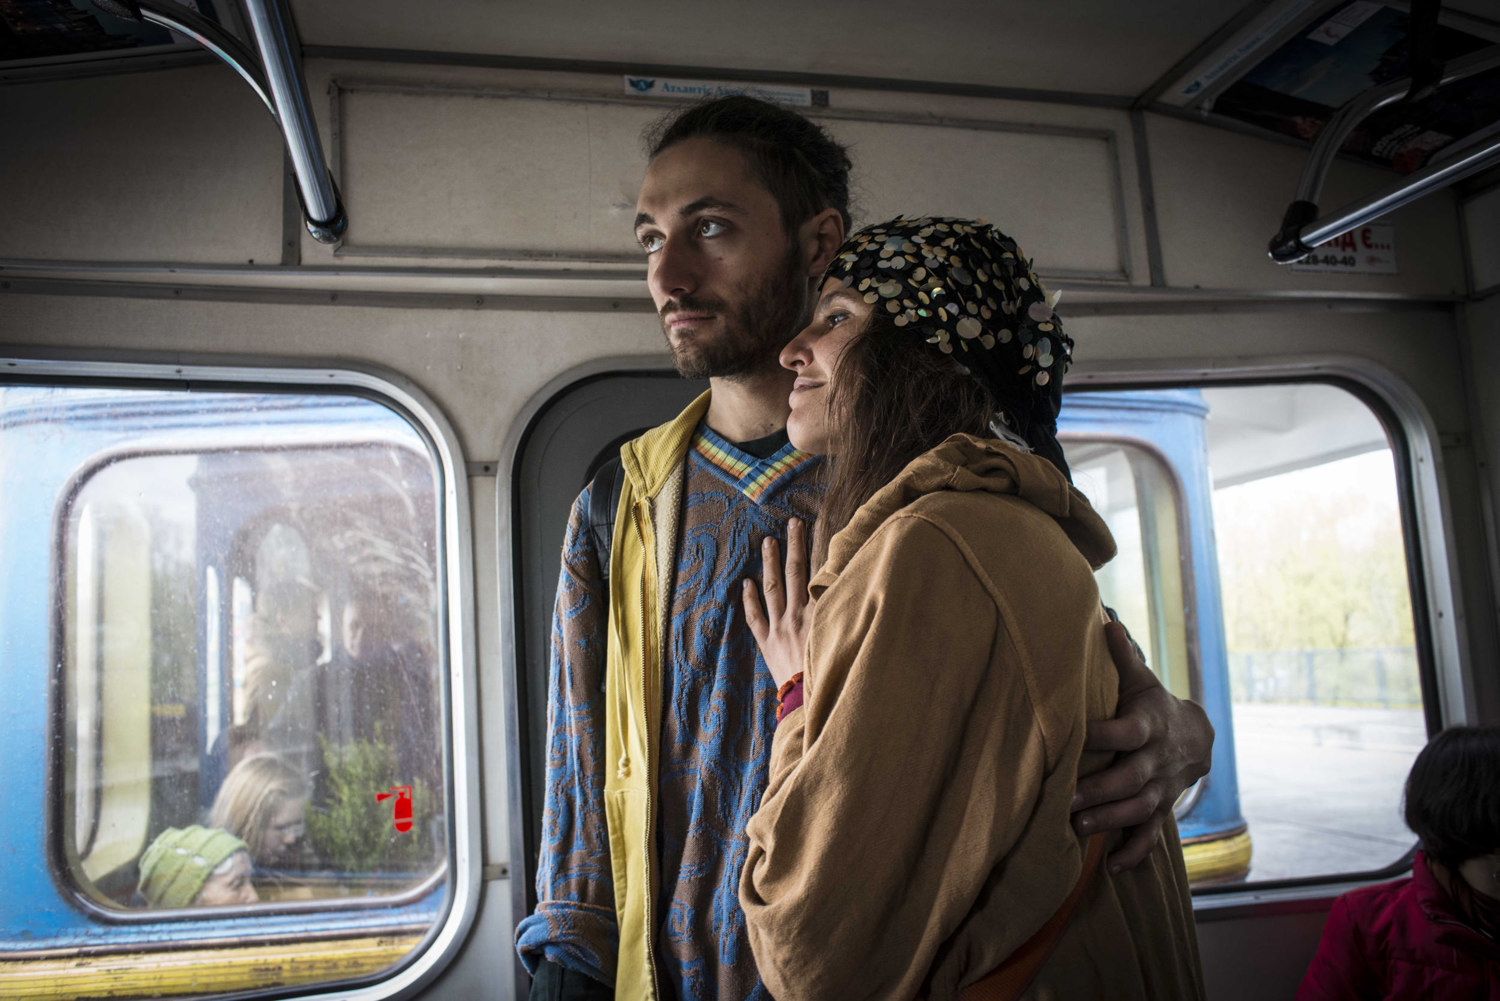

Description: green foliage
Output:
[1212,451,1421,706]
[306,733,435,876]
[1213,456,1416,655]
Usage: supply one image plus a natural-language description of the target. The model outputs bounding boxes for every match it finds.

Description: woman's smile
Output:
[790,376,823,394]
[779,278,871,454]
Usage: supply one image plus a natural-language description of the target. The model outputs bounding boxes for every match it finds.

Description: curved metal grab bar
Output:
[1269,44,1500,264]
[1294,46,1500,208]
[241,0,345,242]
[1294,135,1500,254]
[90,0,346,244]
[137,1,275,119]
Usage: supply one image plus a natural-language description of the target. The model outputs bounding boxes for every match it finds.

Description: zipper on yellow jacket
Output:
[604,389,709,1001]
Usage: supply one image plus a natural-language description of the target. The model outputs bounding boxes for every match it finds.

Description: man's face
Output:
[343,599,388,661]
[634,138,810,380]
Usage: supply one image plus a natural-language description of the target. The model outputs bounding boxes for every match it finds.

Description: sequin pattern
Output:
[823,216,1074,431]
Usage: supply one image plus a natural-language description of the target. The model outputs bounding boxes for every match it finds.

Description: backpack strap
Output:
[958,832,1107,1001]
[587,457,625,587]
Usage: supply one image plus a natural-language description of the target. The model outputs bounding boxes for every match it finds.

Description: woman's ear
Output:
[800,207,846,278]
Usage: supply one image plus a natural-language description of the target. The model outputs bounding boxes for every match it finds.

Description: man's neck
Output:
[704,365,794,443]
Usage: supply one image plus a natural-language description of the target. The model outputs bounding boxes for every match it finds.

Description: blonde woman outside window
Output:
[210,752,310,876]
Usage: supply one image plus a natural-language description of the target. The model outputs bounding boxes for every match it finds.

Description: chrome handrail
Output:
[1269,45,1500,264]
[241,0,345,242]
[91,0,347,244]
[1297,135,1500,253]
[134,1,275,119]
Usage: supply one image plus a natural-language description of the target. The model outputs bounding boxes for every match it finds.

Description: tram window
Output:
[1062,383,1424,887]
[43,386,449,956]
[1204,383,1422,884]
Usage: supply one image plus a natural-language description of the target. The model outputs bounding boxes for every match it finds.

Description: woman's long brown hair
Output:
[816,311,996,559]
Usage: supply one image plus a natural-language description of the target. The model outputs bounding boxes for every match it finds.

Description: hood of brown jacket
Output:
[811,433,1117,596]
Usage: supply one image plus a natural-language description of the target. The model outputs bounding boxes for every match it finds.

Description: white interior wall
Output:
[0,59,1471,298]
[1146,111,1466,296]
[0,297,656,460]
[300,59,1145,281]
[333,85,658,259]
[0,65,283,265]
[285,0,1245,98]
[0,296,1466,459]
[1465,186,1500,293]
[1459,294,1500,720]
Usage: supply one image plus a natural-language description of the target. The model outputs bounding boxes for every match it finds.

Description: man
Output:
[516,96,1213,1001]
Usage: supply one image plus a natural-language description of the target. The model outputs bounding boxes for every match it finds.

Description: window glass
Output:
[1204,384,1422,883]
[1069,442,1193,701]
[1062,383,1424,887]
[53,387,448,924]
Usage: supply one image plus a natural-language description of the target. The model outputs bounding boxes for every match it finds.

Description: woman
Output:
[1297,724,1500,999]
[739,217,1203,1000]
[210,751,310,871]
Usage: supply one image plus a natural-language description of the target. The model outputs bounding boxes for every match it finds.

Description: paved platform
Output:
[1226,703,1426,883]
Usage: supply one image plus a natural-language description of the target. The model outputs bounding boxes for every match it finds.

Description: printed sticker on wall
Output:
[1290,223,1398,275]
[621,75,825,107]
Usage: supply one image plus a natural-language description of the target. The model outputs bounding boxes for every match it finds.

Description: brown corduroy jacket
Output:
[739,434,1205,1001]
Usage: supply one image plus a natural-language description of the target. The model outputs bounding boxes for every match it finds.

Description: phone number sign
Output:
[1290,224,1397,275]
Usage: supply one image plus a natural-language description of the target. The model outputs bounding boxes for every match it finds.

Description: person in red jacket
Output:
[1297,724,1500,999]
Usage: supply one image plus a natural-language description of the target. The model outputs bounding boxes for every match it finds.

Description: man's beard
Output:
[661,243,808,381]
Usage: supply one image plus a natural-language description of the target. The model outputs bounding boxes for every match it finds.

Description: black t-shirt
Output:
[734,428,791,460]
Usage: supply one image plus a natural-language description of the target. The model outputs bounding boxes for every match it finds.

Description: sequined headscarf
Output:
[821,216,1073,477]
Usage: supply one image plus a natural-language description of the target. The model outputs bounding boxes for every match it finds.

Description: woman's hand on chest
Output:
[742,517,812,690]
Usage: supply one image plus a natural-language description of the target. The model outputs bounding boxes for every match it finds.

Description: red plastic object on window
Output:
[376,785,414,833]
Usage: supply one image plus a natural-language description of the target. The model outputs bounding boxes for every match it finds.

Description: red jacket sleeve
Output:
[1295,894,1379,1001]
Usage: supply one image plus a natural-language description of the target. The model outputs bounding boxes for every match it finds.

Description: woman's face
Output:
[263,797,307,862]
[1458,851,1500,901]
[779,277,873,454]
[196,850,257,906]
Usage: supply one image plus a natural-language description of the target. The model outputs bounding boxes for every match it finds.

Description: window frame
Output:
[2,355,481,1001]
[1062,364,1450,906]
[54,436,452,922]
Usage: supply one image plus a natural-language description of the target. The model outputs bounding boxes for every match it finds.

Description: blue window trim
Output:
[0,357,482,1001]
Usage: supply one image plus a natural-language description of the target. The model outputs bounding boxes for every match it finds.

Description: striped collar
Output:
[691,423,818,503]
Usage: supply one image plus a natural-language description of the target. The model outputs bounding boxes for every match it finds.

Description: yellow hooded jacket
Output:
[600,390,711,1000]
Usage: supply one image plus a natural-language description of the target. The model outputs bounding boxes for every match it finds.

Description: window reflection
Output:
[210,754,310,878]
[136,826,257,908]
[60,394,447,913]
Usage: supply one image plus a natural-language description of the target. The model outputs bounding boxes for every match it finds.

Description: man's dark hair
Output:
[1403,723,1500,869]
[645,95,853,237]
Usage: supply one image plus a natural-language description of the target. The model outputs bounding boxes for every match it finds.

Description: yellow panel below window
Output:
[0,933,422,999]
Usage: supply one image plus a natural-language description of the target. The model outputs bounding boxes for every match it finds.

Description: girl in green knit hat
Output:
[137,825,258,908]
